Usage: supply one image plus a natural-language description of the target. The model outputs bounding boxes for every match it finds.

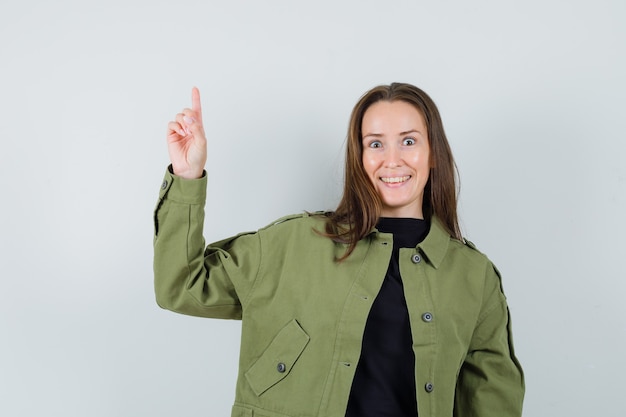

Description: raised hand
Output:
[166,87,207,179]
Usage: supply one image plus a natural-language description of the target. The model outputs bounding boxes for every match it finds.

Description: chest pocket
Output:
[244,319,310,396]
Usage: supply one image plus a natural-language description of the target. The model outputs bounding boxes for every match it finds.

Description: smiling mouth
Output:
[380,176,411,184]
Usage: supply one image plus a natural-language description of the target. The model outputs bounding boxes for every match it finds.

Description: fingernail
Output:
[183,116,194,125]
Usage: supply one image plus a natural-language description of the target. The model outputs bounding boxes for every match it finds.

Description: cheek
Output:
[362,155,377,178]
[412,153,430,173]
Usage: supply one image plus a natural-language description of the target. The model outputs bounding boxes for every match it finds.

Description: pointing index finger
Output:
[191,86,202,117]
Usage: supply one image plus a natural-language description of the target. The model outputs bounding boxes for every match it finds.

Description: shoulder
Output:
[423,218,494,271]
[256,211,329,238]
[459,237,495,265]
[253,212,339,259]
[444,234,500,277]
[454,237,487,260]
[260,211,327,230]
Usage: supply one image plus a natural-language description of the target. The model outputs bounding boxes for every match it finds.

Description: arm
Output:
[153,88,261,319]
[454,264,525,417]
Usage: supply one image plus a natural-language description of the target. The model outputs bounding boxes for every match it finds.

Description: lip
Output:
[380,175,411,184]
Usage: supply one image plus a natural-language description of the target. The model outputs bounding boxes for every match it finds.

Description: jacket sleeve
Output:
[454,263,525,417]
[153,167,262,319]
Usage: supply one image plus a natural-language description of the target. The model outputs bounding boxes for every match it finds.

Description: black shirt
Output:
[345,217,429,417]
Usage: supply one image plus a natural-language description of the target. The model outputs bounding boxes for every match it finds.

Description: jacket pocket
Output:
[245,319,310,396]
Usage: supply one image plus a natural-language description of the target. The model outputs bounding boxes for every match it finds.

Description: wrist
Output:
[170,165,204,180]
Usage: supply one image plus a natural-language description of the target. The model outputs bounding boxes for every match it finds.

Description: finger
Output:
[180,108,201,136]
[167,121,186,137]
[175,112,193,135]
[191,86,202,118]
[175,112,187,125]
[179,109,205,139]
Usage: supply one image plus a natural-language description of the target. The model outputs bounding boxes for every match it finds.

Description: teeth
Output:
[381,176,410,183]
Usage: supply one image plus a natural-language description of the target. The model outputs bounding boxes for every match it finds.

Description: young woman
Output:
[154,83,524,417]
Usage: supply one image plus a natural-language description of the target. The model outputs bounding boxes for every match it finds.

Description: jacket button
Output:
[425,382,434,393]
[277,362,286,373]
[161,180,168,190]
[422,312,433,322]
[411,254,421,264]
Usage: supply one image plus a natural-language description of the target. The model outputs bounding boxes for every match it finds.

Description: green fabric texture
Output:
[154,167,524,417]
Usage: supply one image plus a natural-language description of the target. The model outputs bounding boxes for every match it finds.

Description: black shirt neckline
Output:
[376,217,429,249]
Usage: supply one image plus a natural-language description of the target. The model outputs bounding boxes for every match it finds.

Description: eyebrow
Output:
[362,129,424,140]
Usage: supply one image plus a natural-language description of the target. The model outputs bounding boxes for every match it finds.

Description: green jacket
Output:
[154,168,524,417]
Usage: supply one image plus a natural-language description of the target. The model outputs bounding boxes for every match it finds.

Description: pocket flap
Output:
[245,319,310,396]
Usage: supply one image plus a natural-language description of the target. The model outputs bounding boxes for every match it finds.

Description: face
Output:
[361,100,430,218]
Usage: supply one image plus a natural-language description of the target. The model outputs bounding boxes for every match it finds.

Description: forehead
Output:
[362,100,426,132]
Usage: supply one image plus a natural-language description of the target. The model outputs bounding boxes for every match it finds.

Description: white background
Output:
[1,0,624,416]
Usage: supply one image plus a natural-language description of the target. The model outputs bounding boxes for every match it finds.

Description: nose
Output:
[385,145,402,168]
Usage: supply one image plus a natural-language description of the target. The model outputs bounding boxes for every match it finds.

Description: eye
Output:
[403,137,416,146]
[368,140,382,149]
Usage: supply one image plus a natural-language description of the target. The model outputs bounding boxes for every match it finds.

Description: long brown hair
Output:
[324,82,461,260]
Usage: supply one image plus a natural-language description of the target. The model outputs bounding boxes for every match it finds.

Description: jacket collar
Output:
[370,216,450,269]
[417,217,450,269]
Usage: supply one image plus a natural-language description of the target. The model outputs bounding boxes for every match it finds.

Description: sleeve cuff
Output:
[158,165,207,204]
